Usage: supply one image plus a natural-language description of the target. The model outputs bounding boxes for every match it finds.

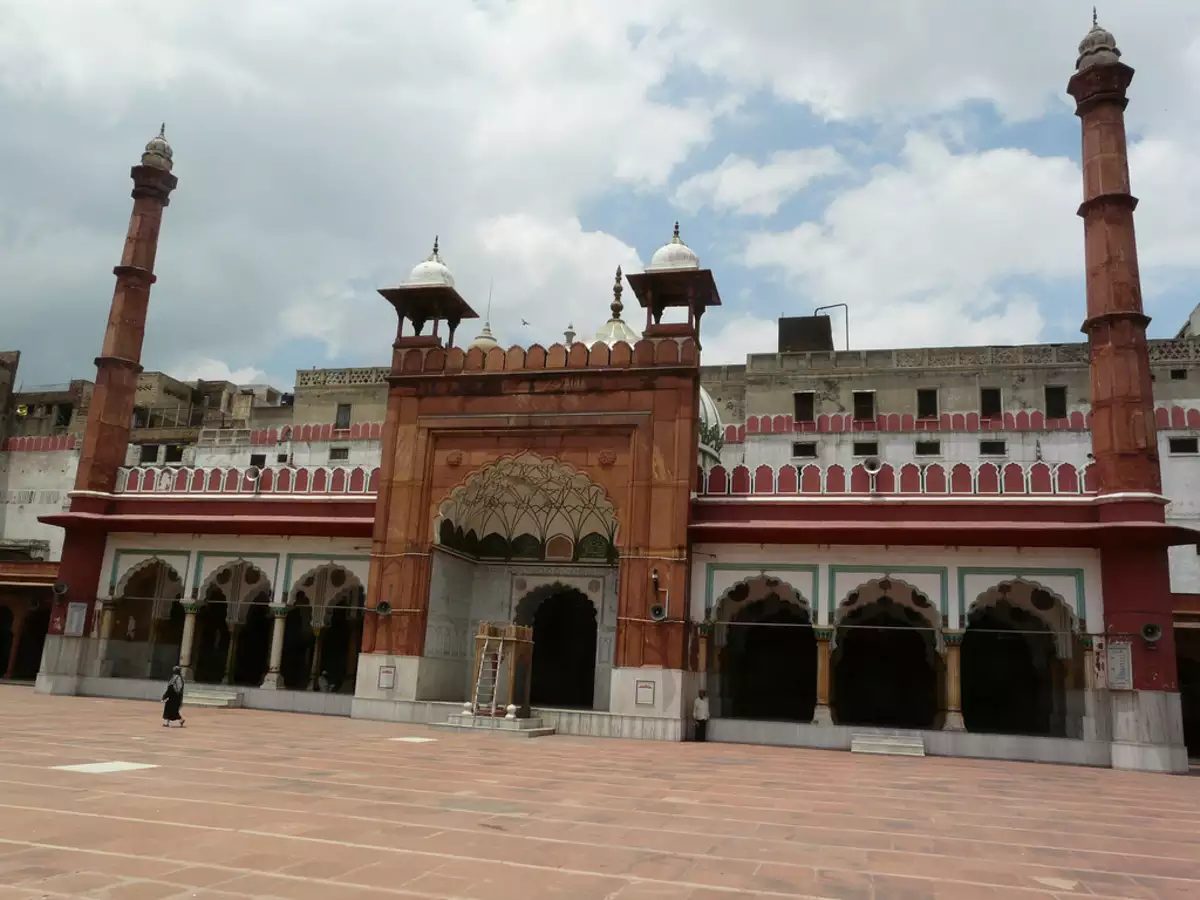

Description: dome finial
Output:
[431,235,440,258]
[1077,9,1120,71]
[611,266,624,320]
[141,123,174,172]
[672,221,681,242]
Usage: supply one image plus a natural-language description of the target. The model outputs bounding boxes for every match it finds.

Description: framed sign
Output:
[635,679,655,707]
[377,665,396,691]
[1106,641,1133,691]
[64,602,88,637]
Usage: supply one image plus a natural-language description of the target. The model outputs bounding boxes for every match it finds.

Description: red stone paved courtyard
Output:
[0,688,1198,899]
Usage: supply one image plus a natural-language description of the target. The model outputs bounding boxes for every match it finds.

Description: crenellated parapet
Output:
[116,464,380,496]
[390,337,699,378]
[699,460,1099,497]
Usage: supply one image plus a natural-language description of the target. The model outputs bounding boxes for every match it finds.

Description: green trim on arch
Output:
[108,549,193,596]
[827,565,950,622]
[281,553,370,596]
[956,566,1086,627]
[190,551,282,598]
[703,563,820,619]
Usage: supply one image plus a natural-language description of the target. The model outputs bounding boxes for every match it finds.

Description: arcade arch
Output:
[961,580,1080,737]
[109,559,186,679]
[192,560,273,685]
[514,582,599,709]
[831,578,940,729]
[284,563,365,692]
[708,576,815,722]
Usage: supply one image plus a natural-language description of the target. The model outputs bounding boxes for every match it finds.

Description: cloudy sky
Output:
[2,0,1198,389]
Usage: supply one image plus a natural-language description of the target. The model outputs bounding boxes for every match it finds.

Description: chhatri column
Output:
[223,623,240,685]
[178,603,198,679]
[309,625,324,690]
[1068,17,1185,771]
[261,605,288,689]
[942,632,965,731]
[95,600,118,676]
[47,129,179,656]
[812,628,833,725]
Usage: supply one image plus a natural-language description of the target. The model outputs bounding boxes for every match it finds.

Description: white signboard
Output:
[635,680,656,707]
[64,602,88,638]
[377,665,396,691]
[1106,641,1134,691]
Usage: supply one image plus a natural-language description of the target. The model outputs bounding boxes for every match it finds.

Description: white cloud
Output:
[674,149,847,216]
[2,0,1200,383]
[169,358,268,385]
[742,133,1074,347]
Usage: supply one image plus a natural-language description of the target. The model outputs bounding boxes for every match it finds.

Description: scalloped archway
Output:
[709,576,815,722]
[962,580,1080,737]
[832,577,940,729]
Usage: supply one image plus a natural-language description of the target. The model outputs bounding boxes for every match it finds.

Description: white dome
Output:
[698,386,724,468]
[591,265,642,347]
[469,322,499,351]
[647,222,699,272]
[141,124,173,172]
[406,237,455,287]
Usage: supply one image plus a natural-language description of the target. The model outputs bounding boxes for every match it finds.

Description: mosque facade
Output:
[6,22,1198,772]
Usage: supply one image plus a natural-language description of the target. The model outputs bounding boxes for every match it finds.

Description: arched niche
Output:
[513,581,601,710]
[198,560,275,626]
[113,557,186,623]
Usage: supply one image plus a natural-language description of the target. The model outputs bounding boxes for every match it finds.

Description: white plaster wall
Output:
[690,544,1103,632]
[1162,431,1200,594]
[99,533,371,605]
[0,449,78,559]
[722,430,1094,471]
[191,440,382,469]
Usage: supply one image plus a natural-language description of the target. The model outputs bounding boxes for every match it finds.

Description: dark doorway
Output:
[832,604,937,728]
[281,605,313,690]
[720,599,816,721]
[233,600,272,686]
[11,604,50,681]
[321,606,355,693]
[194,598,229,684]
[528,589,597,708]
[962,608,1061,736]
[1177,628,1200,758]
[0,606,13,678]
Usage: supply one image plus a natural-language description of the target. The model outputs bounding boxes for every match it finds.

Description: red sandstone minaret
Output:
[49,128,177,636]
[1068,17,1160,495]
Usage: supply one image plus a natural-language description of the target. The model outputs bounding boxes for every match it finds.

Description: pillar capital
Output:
[269,604,289,619]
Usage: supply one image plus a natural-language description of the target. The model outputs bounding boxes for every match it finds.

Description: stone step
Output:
[182,690,243,709]
[850,733,926,757]
[430,722,557,739]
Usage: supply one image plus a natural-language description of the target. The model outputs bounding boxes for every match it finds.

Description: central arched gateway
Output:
[831,578,940,729]
[515,583,599,709]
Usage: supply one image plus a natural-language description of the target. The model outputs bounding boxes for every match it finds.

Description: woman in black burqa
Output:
[162,666,186,727]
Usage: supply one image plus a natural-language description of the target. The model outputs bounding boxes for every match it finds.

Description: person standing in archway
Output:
[693,689,710,742]
[161,666,186,727]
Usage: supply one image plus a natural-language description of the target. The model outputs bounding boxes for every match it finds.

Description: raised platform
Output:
[431,713,556,738]
[850,730,926,757]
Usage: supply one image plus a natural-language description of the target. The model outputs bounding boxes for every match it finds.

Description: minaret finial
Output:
[159,122,166,139]
[432,235,439,257]
[610,265,624,320]
[672,221,681,241]
[1093,6,1098,27]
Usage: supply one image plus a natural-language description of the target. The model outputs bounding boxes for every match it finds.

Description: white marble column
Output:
[95,601,118,677]
[812,628,833,724]
[261,605,288,689]
[178,604,198,680]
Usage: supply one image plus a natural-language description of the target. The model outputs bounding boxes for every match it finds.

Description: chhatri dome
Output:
[405,236,456,288]
[646,222,700,272]
[468,321,499,352]
[698,384,724,469]
[141,124,173,172]
[1076,9,1121,71]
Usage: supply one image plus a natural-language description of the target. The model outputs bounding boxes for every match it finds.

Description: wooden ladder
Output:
[472,636,504,716]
